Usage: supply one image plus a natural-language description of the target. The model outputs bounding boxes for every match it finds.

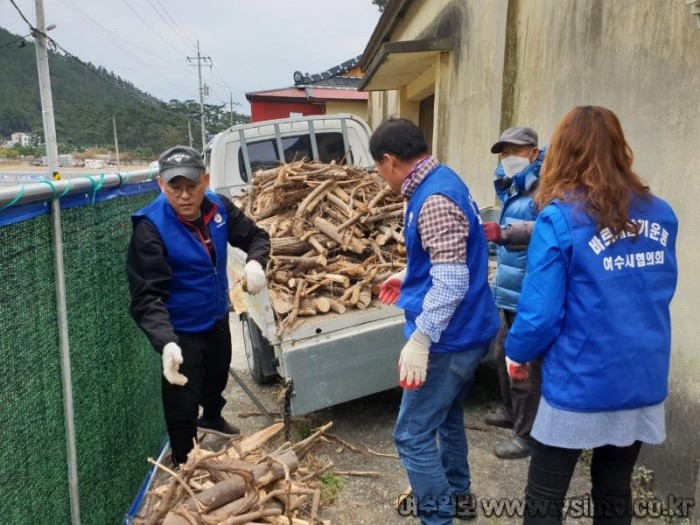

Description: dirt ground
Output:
[206,320,668,525]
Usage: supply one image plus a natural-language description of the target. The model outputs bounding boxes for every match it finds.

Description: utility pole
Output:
[230,92,234,126]
[187,41,211,151]
[112,115,120,171]
[187,120,194,148]
[33,1,80,524]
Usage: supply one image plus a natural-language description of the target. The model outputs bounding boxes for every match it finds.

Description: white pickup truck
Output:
[204,114,374,197]
[228,248,405,416]
[211,114,405,416]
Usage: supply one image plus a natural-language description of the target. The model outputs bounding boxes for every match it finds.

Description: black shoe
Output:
[455,492,477,520]
[493,436,533,459]
[484,407,514,428]
[197,415,241,438]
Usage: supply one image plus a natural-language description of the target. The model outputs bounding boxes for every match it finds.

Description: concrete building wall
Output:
[325,100,368,122]
[367,0,510,206]
[366,0,699,496]
[508,0,700,495]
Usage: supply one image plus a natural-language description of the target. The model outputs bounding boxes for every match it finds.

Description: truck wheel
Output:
[240,313,277,385]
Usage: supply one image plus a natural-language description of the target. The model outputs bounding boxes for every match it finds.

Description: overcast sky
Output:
[0,0,382,114]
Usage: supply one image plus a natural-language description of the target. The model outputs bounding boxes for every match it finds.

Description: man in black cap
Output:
[482,127,544,459]
[127,145,270,466]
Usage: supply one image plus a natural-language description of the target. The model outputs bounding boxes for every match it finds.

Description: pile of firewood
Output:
[236,161,406,335]
[139,422,335,525]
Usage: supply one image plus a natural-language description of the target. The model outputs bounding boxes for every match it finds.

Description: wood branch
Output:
[307,235,327,256]
[333,470,382,478]
[336,209,368,232]
[290,422,333,459]
[295,179,336,218]
[361,209,404,224]
[238,411,282,418]
[231,423,285,458]
[371,202,404,215]
[325,193,353,216]
[269,287,292,316]
[272,255,327,271]
[314,217,365,254]
[270,237,313,256]
[367,186,392,210]
[327,298,346,314]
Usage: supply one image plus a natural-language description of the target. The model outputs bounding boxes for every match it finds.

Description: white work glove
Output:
[398,330,431,390]
[379,268,407,305]
[162,342,188,386]
[506,356,529,381]
[242,260,267,294]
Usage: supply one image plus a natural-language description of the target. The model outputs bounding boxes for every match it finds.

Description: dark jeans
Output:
[524,440,643,525]
[162,315,232,463]
[394,347,488,525]
[494,308,542,439]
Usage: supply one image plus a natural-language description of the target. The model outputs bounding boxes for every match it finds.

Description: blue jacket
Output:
[493,150,544,311]
[506,196,678,411]
[132,191,230,332]
[398,164,499,352]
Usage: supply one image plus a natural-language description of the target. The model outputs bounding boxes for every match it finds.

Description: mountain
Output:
[0,27,248,157]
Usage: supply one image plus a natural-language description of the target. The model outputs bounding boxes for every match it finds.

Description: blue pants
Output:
[395,347,487,525]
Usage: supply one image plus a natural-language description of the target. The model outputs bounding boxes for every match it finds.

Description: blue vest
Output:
[398,164,499,353]
[543,197,678,411]
[493,152,543,311]
[133,191,230,333]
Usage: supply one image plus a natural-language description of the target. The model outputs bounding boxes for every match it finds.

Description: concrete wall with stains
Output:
[366,0,700,496]
[366,0,510,208]
[508,0,700,496]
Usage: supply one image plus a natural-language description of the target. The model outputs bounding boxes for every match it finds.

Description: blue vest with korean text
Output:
[543,196,678,411]
[133,191,230,333]
[398,164,499,353]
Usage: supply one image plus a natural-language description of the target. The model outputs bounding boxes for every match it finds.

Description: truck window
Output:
[316,132,347,164]
[281,135,311,163]
[280,133,345,164]
[238,139,280,181]
[238,132,348,181]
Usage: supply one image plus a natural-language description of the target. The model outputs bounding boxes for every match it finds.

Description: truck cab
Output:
[203,114,374,197]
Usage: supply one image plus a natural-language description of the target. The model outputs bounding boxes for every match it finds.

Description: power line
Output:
[8,0,34,30]
[56,0,198,100]
[119,0,190,57]
[147,0,197,52]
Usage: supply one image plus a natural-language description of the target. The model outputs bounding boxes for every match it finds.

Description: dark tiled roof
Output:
[296,55,362,86]
[305,76,363,89]
[247,55,365,100]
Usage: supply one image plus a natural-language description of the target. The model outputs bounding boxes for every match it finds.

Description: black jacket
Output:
[127,193,270,351]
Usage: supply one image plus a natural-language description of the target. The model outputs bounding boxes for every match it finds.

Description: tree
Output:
[373,0,389,12]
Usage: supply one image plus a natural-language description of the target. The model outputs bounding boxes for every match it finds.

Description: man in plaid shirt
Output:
[371,118,498,524]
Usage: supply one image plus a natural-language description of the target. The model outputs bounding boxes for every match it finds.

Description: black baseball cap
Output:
[158,146,205,183]
[490,127,538,154]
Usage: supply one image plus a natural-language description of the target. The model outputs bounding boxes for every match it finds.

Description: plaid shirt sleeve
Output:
[414,195,470,343]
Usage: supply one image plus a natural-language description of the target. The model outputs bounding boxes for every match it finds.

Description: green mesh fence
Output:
[0,188,164,524]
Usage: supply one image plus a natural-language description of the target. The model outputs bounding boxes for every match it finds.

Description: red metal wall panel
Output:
[251,101,325,122]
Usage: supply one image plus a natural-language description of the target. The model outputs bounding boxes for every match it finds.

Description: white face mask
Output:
[501,155,531,178]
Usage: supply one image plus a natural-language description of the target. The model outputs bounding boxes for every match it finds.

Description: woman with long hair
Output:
[505,106,678,524]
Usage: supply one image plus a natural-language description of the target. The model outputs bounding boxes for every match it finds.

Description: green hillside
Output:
[0,27,248,158]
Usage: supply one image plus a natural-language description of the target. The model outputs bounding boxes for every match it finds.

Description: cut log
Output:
[270,237,313,256]
[313,217,365,254]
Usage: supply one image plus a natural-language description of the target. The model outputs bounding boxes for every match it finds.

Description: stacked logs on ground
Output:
[140,422,334,525]
[235,161,407,335]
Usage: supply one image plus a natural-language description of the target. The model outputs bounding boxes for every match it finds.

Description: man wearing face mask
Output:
[482,127,544,460]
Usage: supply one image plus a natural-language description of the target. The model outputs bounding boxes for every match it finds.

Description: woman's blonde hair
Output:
[536,106,650,235]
